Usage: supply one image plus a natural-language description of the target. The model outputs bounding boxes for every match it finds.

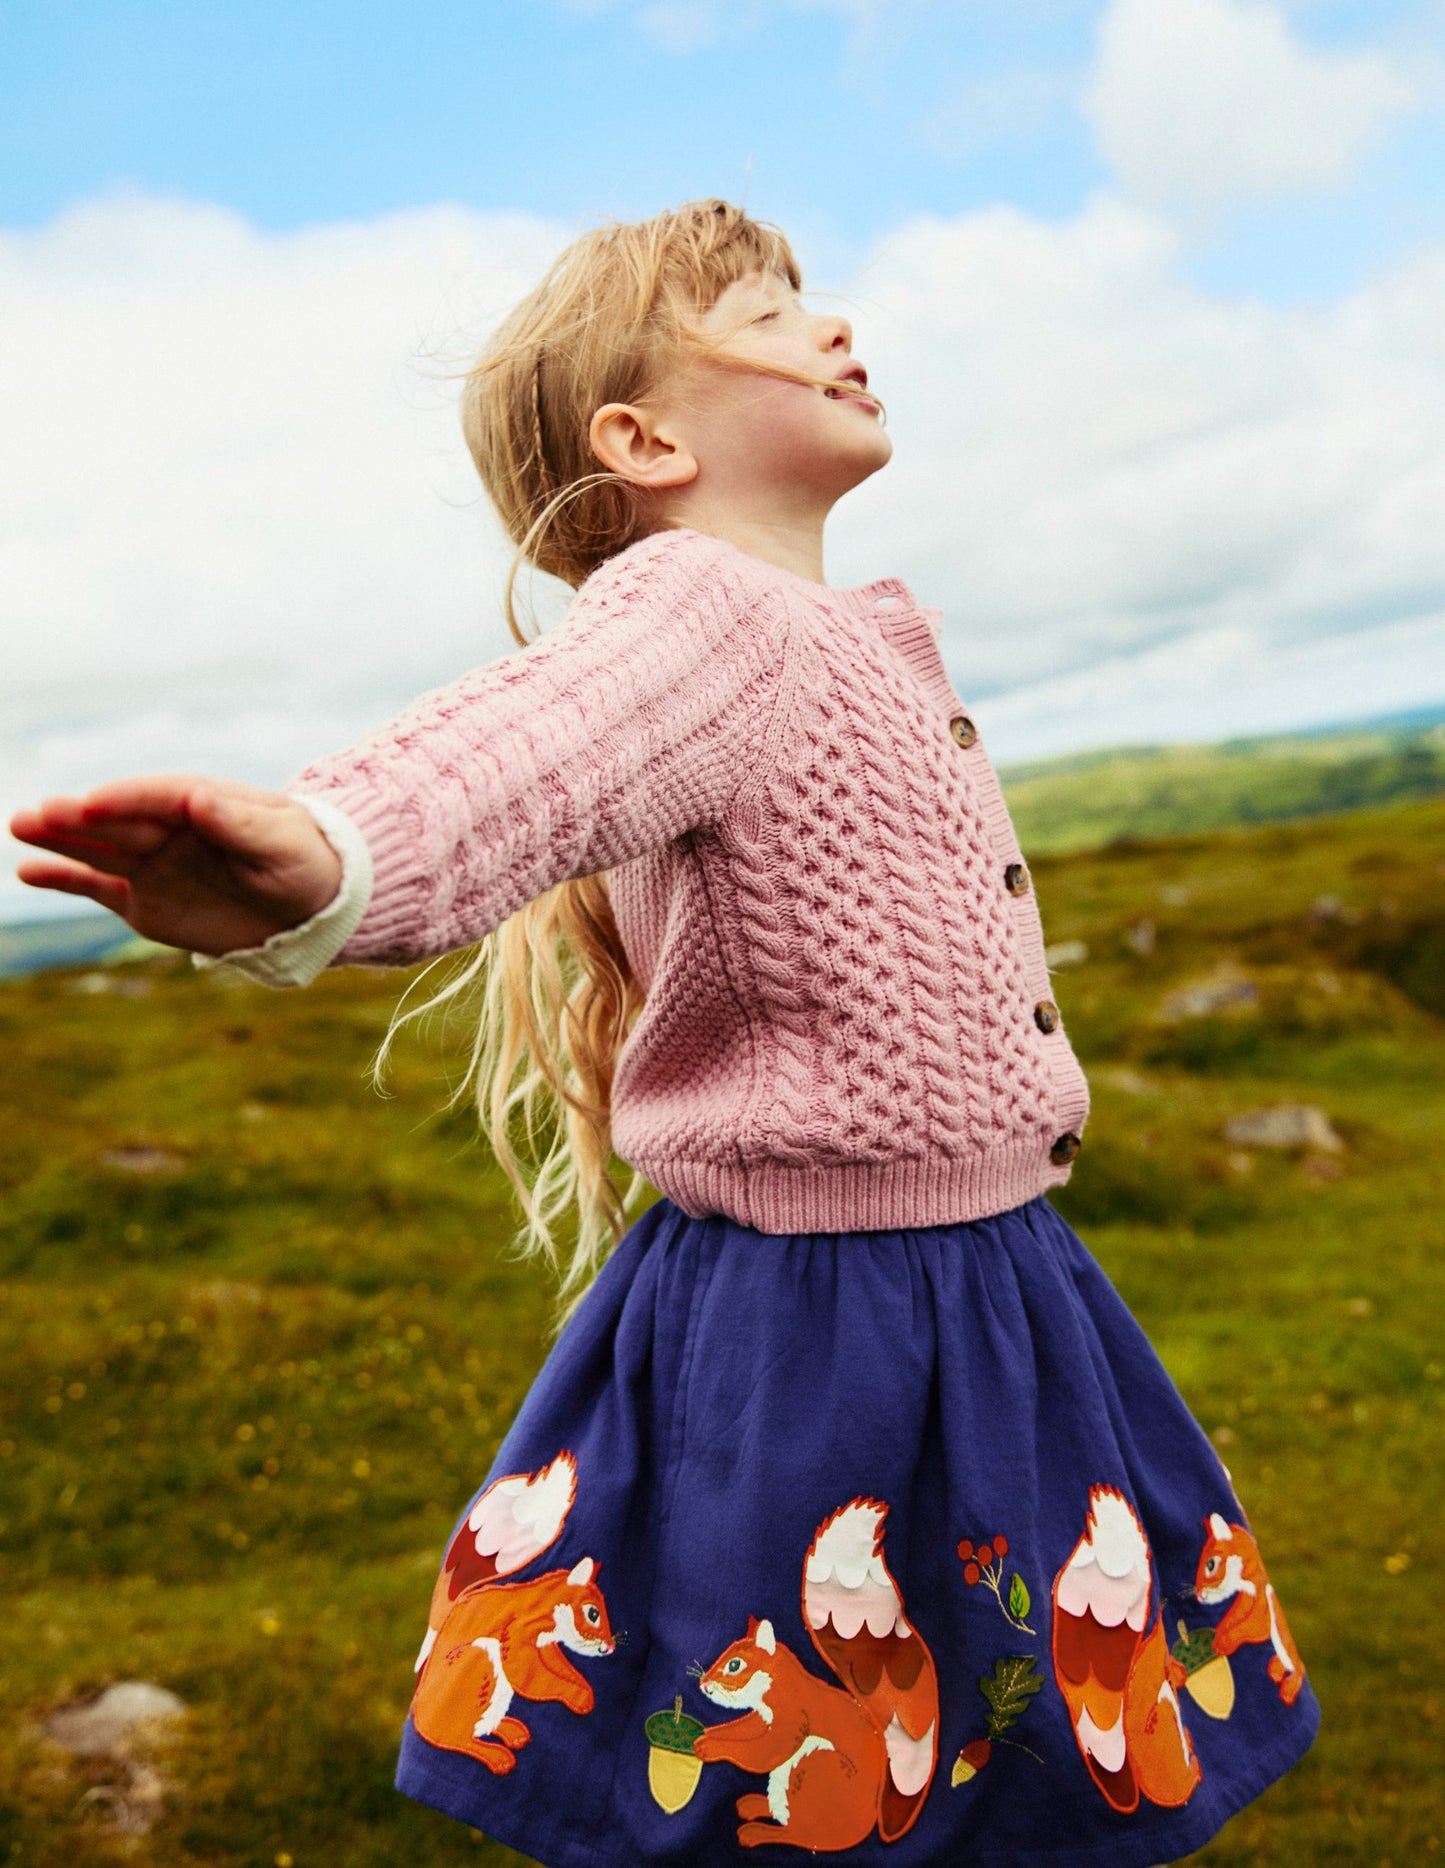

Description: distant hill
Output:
[4,709,1443,974]
[0,913,149,979]
[1000,713,1445,855]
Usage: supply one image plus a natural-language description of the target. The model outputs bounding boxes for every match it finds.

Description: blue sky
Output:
[5,0,1443,298]
[4,0,1445,919]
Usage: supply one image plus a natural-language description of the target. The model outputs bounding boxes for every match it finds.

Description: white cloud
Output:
[1085,0,1417,211]
[982,610,1445,760]
[636,2,720,52]
[834,194,1445,754]
[5,187,1445,925]
[0,192,569,920]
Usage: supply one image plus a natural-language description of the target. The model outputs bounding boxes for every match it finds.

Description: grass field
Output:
[1002,717,1445,854]
[2,796,1442,1866]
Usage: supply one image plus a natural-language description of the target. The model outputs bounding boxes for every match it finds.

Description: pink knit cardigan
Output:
[287,525,1090,1233]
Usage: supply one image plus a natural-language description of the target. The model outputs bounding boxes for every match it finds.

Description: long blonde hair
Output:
[376,199,864,1324]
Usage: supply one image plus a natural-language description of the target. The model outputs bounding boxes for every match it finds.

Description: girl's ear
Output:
[589,403,698,492]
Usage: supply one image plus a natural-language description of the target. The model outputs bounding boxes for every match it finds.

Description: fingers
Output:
[77,774,286,823]
[8,778,200,840]
[9,774,274,845]
[9,827,153,879]
[13,856,132,914]
[10,774,292,861]
[10,805,171,862]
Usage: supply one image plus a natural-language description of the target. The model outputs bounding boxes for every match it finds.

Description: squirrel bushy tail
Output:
[696,1495,939,1850]
[802,1498,941,1841]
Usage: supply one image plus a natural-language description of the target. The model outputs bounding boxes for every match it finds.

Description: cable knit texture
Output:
[285,526,1090,1232]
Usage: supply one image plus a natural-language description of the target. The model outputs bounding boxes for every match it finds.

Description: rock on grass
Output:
[45,1680,187,1756]
[1223,1105,1344,1152]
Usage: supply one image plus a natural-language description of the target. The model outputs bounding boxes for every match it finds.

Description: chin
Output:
[843,423,894,487]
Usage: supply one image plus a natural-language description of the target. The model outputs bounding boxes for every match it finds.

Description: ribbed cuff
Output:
[279,779,432,963]
[189,794,375,989]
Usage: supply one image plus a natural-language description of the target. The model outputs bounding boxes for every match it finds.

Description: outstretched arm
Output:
[9,774,343,956]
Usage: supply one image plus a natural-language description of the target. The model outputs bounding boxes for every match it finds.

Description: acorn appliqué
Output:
[958,1533,1035,1634]
[645,1695,705,1812]
[951,1655,1045,1785]
[1172,1620,1236,1720]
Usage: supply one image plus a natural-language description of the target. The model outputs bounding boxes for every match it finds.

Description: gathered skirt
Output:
[395,1195,1319,1867]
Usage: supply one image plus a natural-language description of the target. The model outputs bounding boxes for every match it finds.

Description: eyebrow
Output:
[756,274,802,309]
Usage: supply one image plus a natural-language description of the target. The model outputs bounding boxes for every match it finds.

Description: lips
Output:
[825,364,877,406]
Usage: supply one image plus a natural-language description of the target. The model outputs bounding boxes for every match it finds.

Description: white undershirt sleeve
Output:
[189,793,375,989]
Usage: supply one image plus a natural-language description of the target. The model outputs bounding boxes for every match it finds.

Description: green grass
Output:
[1002,719,1445,854]
[3,796,1444,1866]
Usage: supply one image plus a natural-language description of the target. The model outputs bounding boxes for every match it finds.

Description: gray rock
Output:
[98,1148,186,1174]
[1309,893,1361,927]
[1159,977,1259,1020]
[45,1681,187,1758]
[76,1764,170,1836]
[1223,1105,1344,1153]
[65,971,155,998]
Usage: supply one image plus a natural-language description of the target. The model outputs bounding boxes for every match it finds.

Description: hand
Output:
[9,775,345,957]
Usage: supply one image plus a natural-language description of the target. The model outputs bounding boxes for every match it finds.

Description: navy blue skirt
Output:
[396,1196,1319,1867]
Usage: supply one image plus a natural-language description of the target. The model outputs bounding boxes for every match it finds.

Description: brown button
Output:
[949,715,978,749]
[1050,1132,1082,1166]
[1034,999,1061,1034]
[1005,863,1030,897]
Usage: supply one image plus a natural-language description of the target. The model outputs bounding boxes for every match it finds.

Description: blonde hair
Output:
[377,199,866,1326]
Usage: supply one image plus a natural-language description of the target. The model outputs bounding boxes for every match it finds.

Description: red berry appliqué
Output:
[956,1528,1035,1634]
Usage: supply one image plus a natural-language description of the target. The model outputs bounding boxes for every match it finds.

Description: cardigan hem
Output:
[629,1145,1077,1234]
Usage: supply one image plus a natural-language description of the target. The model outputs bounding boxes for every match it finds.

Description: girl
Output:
[11,199,1318,1867]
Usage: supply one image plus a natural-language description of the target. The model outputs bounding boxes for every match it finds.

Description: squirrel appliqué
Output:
[694,1498,939,1852]
[409,1451,617,1773]
[1051,1485,1202,1815]
[1194,1511,1307,1705]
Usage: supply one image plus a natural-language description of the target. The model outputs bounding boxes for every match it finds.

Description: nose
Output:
[814,311,853,354]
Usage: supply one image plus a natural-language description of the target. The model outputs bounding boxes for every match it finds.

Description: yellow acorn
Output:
[951,1738,992,1785]
[645,1695,704,1813]
[1173,1620,1236,1721]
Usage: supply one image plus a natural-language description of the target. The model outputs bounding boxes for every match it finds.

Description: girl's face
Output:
[654,268,892,517]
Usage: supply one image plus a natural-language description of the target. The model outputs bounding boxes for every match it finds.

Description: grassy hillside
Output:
[6,714,1444,980]
[2,797,1443,1865]
[1002,717,1445,854]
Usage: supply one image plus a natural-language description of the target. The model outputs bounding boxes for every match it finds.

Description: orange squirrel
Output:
[1052,1485,1202,1815]
[411,1556,615,1773]
[409,1452,616,1774]
[1193,1513,1306,1705]
[694,1498,939,1852]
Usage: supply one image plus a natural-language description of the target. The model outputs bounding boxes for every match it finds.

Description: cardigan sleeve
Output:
[279,529,791,968]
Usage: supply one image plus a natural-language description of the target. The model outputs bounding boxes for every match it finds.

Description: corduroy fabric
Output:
[394,1196,1321,1867]
[285,526,1091,1234]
